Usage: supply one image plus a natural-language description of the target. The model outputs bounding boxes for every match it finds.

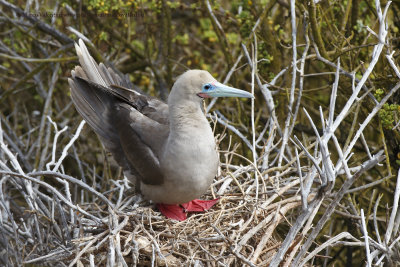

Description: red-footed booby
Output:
[68,39,253,221]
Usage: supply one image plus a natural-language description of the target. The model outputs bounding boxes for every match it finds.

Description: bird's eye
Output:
[203,84,212,90]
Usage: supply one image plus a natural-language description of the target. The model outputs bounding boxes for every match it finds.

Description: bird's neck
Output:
[168,100,210,136]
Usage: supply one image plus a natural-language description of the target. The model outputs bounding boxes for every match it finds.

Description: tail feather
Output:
[69,39,132,143]
[74,40,107,87]
[74,39,132,89]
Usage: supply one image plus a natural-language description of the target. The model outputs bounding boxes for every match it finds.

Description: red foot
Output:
[181,198,219,212]
[157,199,219,221]
[156,203,187,221]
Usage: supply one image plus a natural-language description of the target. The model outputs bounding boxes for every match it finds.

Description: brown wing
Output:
[68,39,169,185]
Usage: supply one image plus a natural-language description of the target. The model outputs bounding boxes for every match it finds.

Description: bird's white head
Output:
[168,70,253,106]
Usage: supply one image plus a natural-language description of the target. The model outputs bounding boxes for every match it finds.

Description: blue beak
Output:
[198,82,254,99]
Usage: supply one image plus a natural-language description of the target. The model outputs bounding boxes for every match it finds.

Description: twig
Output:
[360,209,372,267]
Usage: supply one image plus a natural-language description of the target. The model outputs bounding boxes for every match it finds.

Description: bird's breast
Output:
[162,129,218,181]
[140,107,219,204]
[148,124,218,204]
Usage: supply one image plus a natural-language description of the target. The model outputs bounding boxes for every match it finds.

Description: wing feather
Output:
[69,39,170,186]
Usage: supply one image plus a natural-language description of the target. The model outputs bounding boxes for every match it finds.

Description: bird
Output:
[68,39,253,221]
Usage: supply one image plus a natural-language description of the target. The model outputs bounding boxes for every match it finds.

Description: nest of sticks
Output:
[0,107,390,266]
[1,118,309,266]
